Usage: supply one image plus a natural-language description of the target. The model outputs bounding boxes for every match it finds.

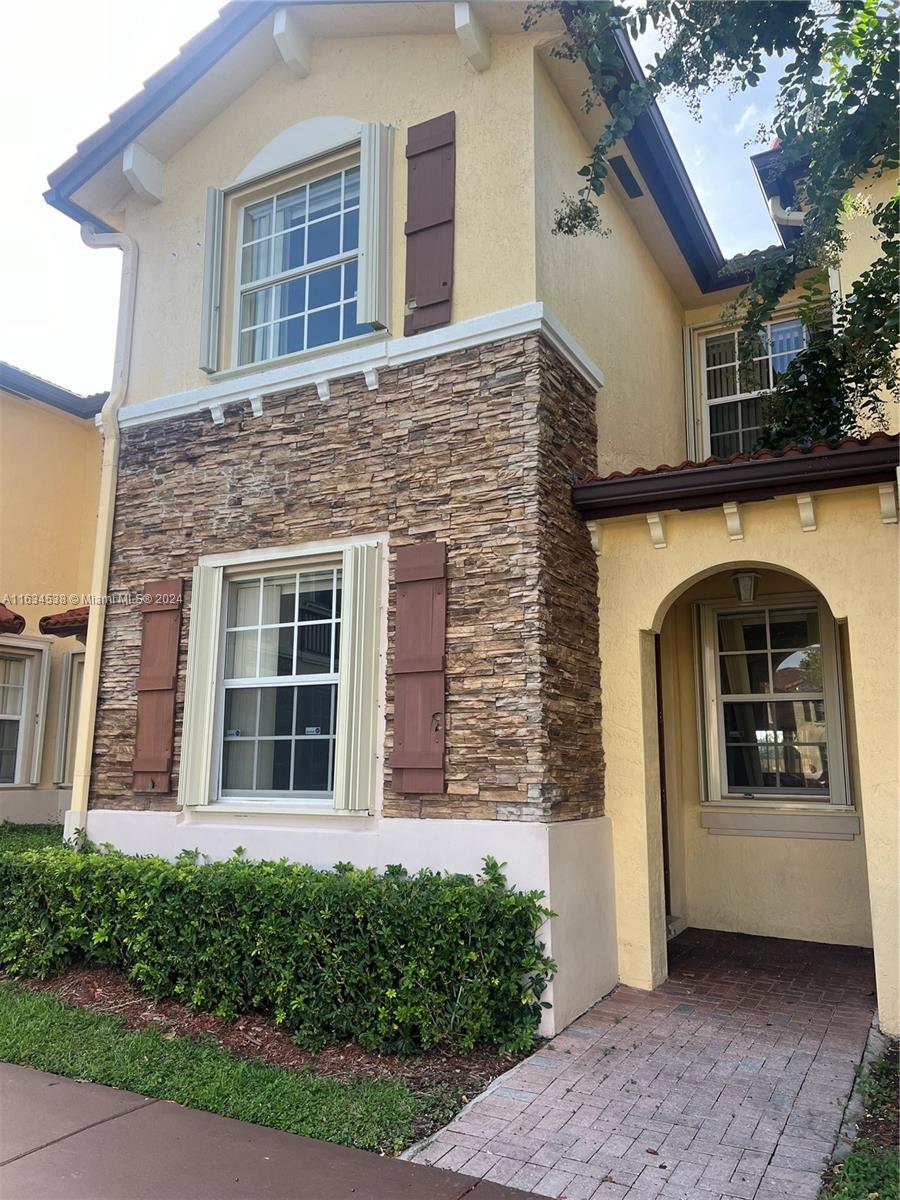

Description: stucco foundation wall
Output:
[91,334,603,822]
[660,578,872,950]
[532,59,686,476]
[67,807,617,1036]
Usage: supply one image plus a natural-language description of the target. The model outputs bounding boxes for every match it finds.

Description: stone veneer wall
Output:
[90,333,603,821]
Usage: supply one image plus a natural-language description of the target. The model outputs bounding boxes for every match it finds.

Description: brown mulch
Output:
[7,966,526,1101]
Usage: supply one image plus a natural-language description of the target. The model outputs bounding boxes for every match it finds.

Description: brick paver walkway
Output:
[409,930,876,1200]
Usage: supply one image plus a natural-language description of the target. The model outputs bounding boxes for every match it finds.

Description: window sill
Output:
[700,807,860,840]
[187,802,372,818]
[209,331,387,385]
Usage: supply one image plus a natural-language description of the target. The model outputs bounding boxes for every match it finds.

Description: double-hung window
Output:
[199,123,393,374]
[220,567,342,799]
[701,318,806,457]
[178,539,383,812]
[699,599,848,806]
[238,165,370,366]
[0,639,51,786]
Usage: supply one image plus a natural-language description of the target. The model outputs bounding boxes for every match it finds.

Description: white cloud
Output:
[733,103,758,137]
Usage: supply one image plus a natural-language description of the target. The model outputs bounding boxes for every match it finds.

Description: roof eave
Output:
[0,363,106,418]
[45,1,276,227]
[573,445,900,520]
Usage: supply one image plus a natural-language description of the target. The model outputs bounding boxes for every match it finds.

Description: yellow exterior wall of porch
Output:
[590,484,899,1035]
[660,569,872,949]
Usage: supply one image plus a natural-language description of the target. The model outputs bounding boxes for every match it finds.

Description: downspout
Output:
[767,196,805,227]
[66,225,138,837]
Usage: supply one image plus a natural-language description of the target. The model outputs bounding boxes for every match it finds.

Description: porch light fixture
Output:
[732,571,760,604]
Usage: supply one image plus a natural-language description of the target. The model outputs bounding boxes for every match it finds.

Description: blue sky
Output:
[633,27,784,256]
[1,1,784,395]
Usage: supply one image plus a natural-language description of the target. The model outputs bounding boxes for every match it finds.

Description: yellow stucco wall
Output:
[533,59,687,474]
[117,34,540,408]
[660,570,872,949]
[0,389,100,806]
[840,171,898,292]
[591,483,899,1034]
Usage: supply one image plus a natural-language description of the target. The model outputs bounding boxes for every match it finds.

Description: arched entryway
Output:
[656,565,871,957]
[584,480,897,1035]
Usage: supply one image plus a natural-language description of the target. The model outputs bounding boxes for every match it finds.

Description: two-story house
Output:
[44,2,898,1036]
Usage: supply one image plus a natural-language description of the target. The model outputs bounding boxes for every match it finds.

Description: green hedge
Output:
[0,848,553,1055]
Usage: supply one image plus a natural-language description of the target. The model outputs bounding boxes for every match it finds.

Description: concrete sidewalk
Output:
[0,1063,537,1200]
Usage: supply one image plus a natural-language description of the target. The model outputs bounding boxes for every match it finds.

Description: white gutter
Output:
[767,196,805,227]
[67,225,138,832]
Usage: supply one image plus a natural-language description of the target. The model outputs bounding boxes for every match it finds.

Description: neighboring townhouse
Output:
[0,364,103,823]
[44,2,897,1034]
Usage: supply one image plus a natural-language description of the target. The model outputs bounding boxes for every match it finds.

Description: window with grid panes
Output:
[237,163,371,365]
[220,567,342,799]
[702,319,806,456]
[700,601,849,805]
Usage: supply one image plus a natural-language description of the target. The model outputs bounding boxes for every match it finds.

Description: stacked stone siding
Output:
[91,333,603,821]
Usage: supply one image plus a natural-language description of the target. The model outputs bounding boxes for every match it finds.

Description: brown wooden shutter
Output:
[132,579,184,794]
[404,112,455,336]
[390,542,447,794]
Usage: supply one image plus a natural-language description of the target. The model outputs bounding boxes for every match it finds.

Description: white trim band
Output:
[115,302,604,429]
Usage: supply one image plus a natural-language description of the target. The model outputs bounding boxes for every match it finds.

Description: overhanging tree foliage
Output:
[526,0,899,448]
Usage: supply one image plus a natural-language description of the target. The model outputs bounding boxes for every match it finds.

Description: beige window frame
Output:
[200,124,393,375]
[697,595,850,809]
[0,636,51,787]
[178,538,384,815]
[698,317,807,458]
[53,648,85,786]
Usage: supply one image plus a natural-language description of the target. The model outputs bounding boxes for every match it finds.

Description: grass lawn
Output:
[0,821,62,852]
[0,982,454,1153]
[820,1042,899,1199]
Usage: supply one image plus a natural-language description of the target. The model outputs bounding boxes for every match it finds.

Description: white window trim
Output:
[696,594,850,810]
[0,635,51,788]
[178,535,385,816]
[201,123,393,376]
[230,158,364,371]
[694,314,807,458]
[53,648,85,786]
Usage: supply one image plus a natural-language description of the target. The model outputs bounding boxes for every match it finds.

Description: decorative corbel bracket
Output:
[123,142,163,204]
[878,482,898,524]
[454,2,490,71]
[797,493,816,532]
[273,7,311,78]
[722,501,743,541]
[647,512,667,549]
